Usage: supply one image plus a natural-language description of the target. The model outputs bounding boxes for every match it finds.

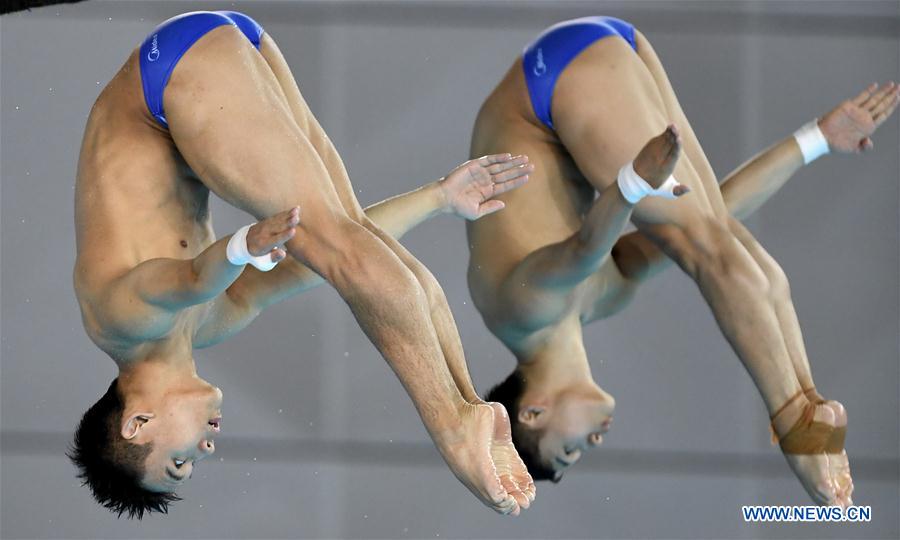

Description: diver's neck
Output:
[117,355,206,402]
[516,325,593,388]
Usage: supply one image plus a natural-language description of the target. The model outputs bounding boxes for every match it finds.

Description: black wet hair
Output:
[485,369,559,482]
[68,378,181,519]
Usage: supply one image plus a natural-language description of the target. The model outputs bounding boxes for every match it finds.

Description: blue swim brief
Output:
[139,11,265,128]
[522,16,637,131]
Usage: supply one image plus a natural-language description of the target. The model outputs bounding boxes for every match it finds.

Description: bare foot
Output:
[486,402,535,508]
[772,394,840,505]
[633,124,686,194]
[804,390,854,507]
[433,403,520,515]
[823,400,853,507]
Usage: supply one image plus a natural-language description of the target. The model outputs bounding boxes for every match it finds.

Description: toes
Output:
[498,474,527,508]
[493,496,519,516]
[523,481,536,502]
[813,480,838,506]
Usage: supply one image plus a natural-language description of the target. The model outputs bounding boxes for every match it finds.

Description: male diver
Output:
[71,11,534,518]
[468,16,898,507]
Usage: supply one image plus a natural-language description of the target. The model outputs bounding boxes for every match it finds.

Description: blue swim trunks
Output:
[139,11,265,128]
[522,16,637,130]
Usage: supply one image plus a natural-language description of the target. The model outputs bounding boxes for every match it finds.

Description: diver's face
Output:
[136,386,223,492]
[537,388,614,480]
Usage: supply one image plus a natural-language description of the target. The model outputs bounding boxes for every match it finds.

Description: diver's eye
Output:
[174,459,185,468]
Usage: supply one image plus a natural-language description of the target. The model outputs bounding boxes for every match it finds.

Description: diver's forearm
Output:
[364,181,448,238]
[722,135,806,221]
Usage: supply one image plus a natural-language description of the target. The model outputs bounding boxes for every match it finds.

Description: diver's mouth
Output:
[208,417,222,432]
[600,417,613,433]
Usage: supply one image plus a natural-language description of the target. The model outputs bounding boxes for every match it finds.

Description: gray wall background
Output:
[1,0,898,538]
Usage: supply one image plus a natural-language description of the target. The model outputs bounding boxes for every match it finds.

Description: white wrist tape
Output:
[616,161,681,204]
[793,119,830,165]
[226,223,278,272]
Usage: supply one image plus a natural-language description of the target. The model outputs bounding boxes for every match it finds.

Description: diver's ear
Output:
[518,405,547,427]
[121,413,154,440]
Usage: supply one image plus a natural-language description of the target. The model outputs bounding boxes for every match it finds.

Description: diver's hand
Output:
[438,154,532,220]
[246,206,299,263]
[819,82,899,153]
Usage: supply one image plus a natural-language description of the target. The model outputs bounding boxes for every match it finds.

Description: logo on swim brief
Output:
[533,48,547,77]
[147,34,160,62]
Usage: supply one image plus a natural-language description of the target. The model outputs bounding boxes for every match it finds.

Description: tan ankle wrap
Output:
[770,390,833,455]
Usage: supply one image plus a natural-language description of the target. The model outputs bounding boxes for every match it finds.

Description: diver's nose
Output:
[600,389,616,414]
[199,438,215,456]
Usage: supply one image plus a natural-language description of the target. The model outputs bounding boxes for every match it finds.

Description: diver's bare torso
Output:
[467,59,632,354]
[74,51,216,362]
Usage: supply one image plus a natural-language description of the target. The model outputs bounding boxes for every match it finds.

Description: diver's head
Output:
[69,374,222,518]
[121,377,222,493]
[68,379,178,518]
[486,367,614,482]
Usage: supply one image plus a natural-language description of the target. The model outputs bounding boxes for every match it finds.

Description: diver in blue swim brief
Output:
[468,15,898,507]
[522,16,636,130]
[72,10,537,519]
[139,11,265,128]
